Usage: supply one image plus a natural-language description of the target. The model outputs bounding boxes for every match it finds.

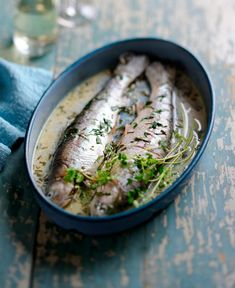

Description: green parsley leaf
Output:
[118,153,128,166]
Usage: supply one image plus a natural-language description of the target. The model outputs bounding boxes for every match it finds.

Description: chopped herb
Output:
[127,178,133,185]
[64,168,76,183]
[158,95,166,101]
[132,122,138,128]
[127,187,144,204]
[144,132,150,138]
[64,168,84,184]
[145,100,152,106]
[76,172,84,183]
[90,118,112,142]
[103,118,112,131]
[161,130,167,135]
[141,90,149,96]
[116,125,125,131]
[133,154,160,184]
[141,116,154,122]
[150,121,164,129]
[154,109,162,114]
[158,140,168,152]
[96,136,102,144]
[133,137,151,143]
[118,153,128,167]
[64,167,113,191]
[96,170,113,186]
[158,165,165,174]
[98,142,119,170]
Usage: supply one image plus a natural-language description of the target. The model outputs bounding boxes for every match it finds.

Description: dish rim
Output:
[25,37,215,222]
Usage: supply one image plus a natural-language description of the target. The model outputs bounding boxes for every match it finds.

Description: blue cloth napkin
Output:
[0,59,52,171]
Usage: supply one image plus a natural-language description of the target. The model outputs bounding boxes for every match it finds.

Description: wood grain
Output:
[0,0,235,287]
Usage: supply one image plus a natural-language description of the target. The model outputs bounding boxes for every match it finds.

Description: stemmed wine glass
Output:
[57,0,97,28]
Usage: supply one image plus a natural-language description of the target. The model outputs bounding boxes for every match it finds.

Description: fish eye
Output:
[47,191,54,199]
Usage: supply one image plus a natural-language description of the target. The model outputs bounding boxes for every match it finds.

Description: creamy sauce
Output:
[33,67,207,215]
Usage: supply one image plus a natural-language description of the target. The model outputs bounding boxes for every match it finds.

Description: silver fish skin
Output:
[90,62,175,216]
[46,54,149,207]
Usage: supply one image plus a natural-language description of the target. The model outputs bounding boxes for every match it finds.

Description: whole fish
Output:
[90,62,175,216]
[46,54,149,207]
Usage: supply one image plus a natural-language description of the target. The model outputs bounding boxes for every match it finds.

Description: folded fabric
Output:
[0,59,52,170]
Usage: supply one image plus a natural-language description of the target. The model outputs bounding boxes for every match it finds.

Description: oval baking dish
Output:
[25,38,215,235]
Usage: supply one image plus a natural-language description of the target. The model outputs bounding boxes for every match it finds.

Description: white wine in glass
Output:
[13,0,58,57]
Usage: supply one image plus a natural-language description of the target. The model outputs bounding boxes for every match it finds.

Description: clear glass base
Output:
[13,32,56,58]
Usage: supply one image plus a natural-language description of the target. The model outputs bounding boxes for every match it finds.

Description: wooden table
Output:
[0,0,235,287]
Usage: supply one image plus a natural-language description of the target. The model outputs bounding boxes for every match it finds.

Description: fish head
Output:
[115,54,149,78]
[46,180,74,208]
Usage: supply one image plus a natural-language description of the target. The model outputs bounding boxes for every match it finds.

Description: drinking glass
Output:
[13,0,58,57]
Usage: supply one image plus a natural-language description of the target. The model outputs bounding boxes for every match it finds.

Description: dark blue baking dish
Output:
[25,38,215,235]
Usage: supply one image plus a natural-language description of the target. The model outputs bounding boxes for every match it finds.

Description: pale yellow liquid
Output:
[14,1,57,56]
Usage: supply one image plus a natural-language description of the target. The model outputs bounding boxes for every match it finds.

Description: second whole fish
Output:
[90,62,175,216]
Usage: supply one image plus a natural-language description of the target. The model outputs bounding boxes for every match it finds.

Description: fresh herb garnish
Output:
[90,118,112,144]
[96,136,102,144]
[133,137,151,143]
[127,187,144,204]
[118,153,128,167]
[63,126,198,211]
[141,116,154,122]
[153,109,162,114]
[96,170,113,186]
[150,121,164,129]
[158,95,166,101]
[64,168,84,184]
[145,100,152,106]
[144,132,150,138]
[158,140,168,152]
[132,122,138,128]
[133,154,161,184]
[64,167,113,191]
